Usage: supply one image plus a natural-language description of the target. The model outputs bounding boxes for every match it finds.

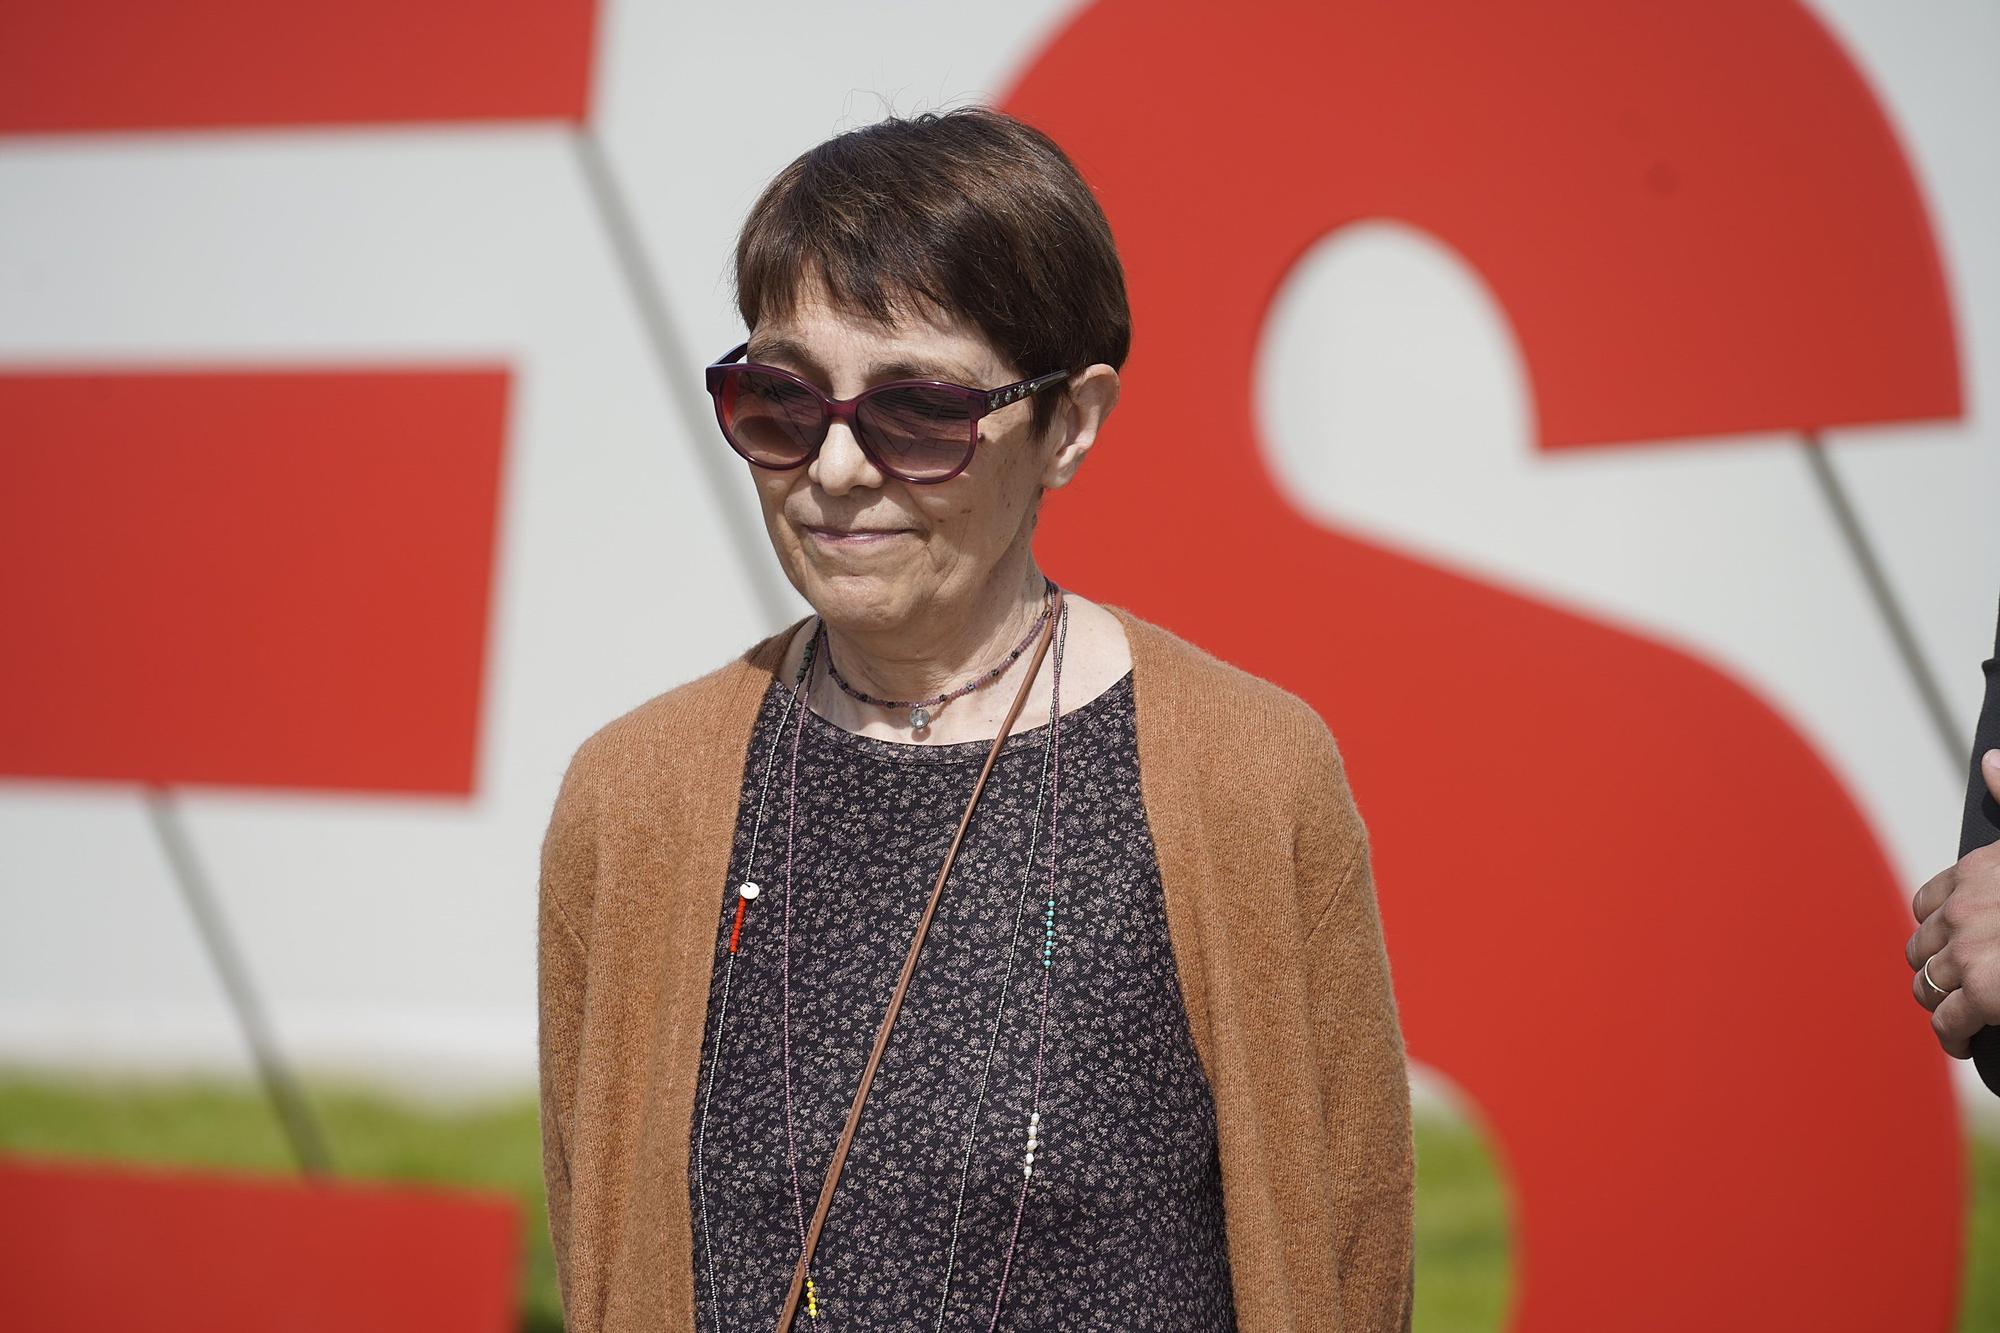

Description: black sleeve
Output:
[1961,586,2000,859]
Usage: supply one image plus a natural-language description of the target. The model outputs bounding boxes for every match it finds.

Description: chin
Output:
[787,563,915,631]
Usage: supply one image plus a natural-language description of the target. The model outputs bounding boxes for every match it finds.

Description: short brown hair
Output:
[733,105,1131,439]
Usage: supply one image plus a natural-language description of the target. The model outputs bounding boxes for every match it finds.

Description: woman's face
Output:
[741,277,1076,636]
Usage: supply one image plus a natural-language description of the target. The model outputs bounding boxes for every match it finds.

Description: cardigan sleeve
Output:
[538,742,599,1327]
[1296,734,1416,1333]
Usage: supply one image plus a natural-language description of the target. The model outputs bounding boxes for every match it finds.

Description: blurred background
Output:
[0,0,1994,1328]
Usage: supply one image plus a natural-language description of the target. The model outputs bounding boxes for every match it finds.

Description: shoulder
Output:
[1109,605,1364,862]
[1111,605,1344,773]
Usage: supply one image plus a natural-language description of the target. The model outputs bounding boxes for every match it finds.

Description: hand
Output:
[1907,748,2000,1057]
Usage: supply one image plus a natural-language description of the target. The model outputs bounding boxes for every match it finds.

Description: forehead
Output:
[748,276,1005,383]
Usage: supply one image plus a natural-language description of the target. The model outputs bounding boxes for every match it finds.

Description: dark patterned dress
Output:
[687,666,1237,1331]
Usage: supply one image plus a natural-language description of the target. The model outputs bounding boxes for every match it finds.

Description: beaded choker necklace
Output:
[820,578,1055,728]
[691,597,1071,1331]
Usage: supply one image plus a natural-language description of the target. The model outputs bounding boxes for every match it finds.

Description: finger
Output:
[1985,748,2000,805]
[1912,947,1956,1012]
[1911,863,1957,926]
[1907,909,1953,971]
[1931,986,1979,1060]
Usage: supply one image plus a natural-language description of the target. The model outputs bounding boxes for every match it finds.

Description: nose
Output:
[808,418,885,496]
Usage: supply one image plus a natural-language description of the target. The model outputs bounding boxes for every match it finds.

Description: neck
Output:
[814,560,1050,721]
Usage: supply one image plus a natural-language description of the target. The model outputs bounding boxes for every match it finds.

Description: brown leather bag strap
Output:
[775,588,1064,1332]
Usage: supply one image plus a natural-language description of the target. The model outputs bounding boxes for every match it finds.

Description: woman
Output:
[538,107,1414,1332]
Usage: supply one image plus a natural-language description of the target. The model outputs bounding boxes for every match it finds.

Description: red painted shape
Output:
[1005,1,1963,1328]
[0,1,598,133]
[0,367,509,796]
[0,1155,518,1331]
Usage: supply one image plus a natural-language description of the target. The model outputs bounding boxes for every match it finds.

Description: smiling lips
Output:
[803,524,913,543]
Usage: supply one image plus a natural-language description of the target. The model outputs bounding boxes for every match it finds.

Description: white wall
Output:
[0,0,1993,1112]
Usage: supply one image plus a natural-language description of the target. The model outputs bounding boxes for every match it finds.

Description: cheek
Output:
[981,424,1048,516]
[751,470,795,520]
[749,474,804,557]
[922,448,1037,551]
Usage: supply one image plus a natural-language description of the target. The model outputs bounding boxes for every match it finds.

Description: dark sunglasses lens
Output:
[857,385,976,481]
[718,369,824,466]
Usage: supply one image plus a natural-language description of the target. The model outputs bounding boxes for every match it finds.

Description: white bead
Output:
[910,705,931,728]
[738,881,761,900]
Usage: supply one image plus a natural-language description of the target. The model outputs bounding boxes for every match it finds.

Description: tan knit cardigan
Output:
[538,604,1415,1332]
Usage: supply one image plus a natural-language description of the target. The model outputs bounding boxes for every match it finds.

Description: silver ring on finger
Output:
[1921,955,1954,1002]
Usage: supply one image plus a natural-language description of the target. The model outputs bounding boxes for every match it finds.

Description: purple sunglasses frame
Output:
[704,341,1073,484]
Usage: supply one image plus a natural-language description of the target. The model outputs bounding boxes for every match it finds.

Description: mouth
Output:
[801,524,916,546]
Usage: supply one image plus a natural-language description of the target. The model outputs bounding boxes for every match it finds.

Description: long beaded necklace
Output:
[689,594,1071,1332]
[692,627,811,1331]
[821,578,1054,729]
[945,600,1067,1333]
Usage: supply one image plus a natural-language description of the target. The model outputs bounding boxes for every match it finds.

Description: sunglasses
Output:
[704,342,1072,484]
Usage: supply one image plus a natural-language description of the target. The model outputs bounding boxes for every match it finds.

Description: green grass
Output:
[0,1072,1993,1332]
[1412,1106,1514,1331]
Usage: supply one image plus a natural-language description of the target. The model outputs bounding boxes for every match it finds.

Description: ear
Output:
[1038,364,1121,492]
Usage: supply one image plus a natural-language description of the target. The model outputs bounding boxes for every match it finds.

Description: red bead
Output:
[727,896,747,953]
